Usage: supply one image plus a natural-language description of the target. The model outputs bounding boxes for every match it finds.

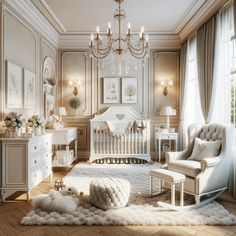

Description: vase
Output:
[34,127,41,136]
[12,127,21,138]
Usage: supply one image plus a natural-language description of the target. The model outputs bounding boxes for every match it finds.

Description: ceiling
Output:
[32,0,205,35]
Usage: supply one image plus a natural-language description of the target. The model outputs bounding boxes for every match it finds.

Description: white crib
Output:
[90,107,151,162]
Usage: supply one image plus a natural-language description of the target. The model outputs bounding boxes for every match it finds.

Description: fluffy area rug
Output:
[21,163,236,226]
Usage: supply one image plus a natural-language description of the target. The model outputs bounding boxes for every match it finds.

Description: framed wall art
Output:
[6,60,23,108]
[121,77,138,104]
[44,93,55,118]
[24,69,36,108]
[103,77,120,104]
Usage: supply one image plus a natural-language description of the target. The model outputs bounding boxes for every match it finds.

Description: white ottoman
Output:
[149,169,185,206]
[89,178,130,210]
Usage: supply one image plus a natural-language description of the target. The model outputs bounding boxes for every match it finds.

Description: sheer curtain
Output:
[178,41,188,150]
[210,4,236,198]
[182,36,204,147]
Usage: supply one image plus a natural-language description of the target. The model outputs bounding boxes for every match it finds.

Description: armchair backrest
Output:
[187,123,234,158]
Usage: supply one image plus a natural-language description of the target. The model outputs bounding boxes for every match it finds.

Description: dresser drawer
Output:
[41,151,51,162]
[42,137,51,151]
[30,165,43,188]
[30,154,40,168]
[155,133,178,140]
[30,142,41,155]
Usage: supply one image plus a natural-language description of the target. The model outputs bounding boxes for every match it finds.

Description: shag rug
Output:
[21,163,236,226]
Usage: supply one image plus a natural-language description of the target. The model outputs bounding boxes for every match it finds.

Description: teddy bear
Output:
[32,186,80,213]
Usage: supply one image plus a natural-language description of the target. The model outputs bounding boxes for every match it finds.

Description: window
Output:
[211,5,234,125]
[231,39,236,126]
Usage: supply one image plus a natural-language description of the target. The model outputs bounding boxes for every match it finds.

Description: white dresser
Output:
[0,133,52,201]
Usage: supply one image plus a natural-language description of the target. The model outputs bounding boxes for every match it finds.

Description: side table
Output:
[155,132,178,163]
[46,127,78,168]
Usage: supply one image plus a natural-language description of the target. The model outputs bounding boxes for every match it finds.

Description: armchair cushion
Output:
[167,160,201,178]
[188,138,222,161]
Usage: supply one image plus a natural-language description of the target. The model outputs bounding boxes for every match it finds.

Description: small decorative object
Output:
[32,187,79,213]
[69,97,80,110]
[46,114,63,130]
[28,115,46,136]
[4,112,26,137]
[122,77,138,104]
[54,177,66,191]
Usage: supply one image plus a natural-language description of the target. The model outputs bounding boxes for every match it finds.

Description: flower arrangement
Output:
[4,112,26,129]
[28,115,46,128]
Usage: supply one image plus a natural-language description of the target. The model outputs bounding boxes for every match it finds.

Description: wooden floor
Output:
[1,168,236,236]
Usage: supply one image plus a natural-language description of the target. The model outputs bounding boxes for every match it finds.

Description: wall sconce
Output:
[159,80,174,96]
[68,80,80,96]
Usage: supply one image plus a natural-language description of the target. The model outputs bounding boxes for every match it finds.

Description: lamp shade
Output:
[57,107,67,116]
[160,106,175,116]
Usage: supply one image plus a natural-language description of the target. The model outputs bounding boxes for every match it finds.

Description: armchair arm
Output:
[200,156,221,172]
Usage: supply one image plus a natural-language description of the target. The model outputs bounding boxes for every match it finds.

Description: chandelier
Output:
[89,0,149,62]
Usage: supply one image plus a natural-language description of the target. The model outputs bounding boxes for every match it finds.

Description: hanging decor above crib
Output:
[90,107,151,162]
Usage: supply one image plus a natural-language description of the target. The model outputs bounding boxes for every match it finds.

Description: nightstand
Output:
[155,132,178,163]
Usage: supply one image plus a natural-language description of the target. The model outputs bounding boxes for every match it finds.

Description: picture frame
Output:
[6,61,23,108]
[44,93,55,118]
[103,77,120,104]
[121,77,138,104]
[24,69,36,108]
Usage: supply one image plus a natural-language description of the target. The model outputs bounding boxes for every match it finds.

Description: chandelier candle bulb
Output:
[96,26,100,33]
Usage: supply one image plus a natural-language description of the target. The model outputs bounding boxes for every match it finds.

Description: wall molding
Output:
[4,0,58,47]
[61,51,93,118]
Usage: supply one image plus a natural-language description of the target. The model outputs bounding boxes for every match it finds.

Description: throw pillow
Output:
[188,137,222,161]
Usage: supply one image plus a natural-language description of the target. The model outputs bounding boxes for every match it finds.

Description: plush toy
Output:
[32,186,80,213]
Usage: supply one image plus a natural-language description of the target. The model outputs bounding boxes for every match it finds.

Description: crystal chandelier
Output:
[89,0,149,62]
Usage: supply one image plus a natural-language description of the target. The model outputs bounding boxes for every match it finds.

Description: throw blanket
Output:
[106,121,133,137]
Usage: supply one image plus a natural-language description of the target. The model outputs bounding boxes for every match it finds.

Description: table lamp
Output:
[57,107,67,125]
[160,106,176,130]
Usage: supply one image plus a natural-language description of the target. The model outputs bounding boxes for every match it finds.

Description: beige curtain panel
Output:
[196,16,216,123]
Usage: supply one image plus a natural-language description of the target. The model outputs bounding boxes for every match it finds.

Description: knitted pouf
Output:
[89,178,130,210]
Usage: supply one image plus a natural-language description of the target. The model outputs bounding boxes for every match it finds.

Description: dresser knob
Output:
[34,174,37,177]
[34,160,37,164]
[34,146,37,150]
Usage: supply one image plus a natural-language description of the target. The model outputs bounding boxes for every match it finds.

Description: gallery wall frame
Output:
[121,77,138,104]
[103,77,120,104]
[23,69,36,108]
[6,60,23,109]
[44,93,55,118]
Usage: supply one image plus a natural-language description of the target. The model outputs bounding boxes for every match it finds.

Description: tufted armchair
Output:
[164,123,234,203]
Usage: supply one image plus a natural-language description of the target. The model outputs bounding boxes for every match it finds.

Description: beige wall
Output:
[59,49,180,160]
[0,4,57,118]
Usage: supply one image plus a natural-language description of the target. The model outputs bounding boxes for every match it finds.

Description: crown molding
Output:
[171,0,207,34]
[58,34,181,49]
[4,0,59,47]
[179,0,228,41]
[32,0,66,33]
